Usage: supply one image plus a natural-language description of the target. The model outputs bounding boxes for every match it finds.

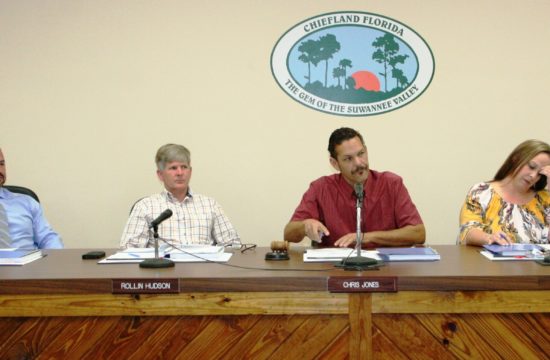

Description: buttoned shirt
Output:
[290,171,423,247]
[0,187,63,249]
[120,189,240,248]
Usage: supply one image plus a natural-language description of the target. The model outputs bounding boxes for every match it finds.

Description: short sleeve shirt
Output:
[290,171,423,247]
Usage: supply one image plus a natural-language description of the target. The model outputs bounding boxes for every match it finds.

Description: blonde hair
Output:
[494,139,550,191]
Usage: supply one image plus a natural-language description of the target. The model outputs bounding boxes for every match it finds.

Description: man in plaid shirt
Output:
[120,144,240,249]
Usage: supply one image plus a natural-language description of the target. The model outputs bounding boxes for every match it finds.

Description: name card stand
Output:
[112,278,180,294]
[328,276,397,293]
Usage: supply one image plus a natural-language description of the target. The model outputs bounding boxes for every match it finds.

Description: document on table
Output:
[303,248,381,262]
[0,248,44,266]
[479,250,544,261]
[99,245,232,264]
[482,243,542,257]
[377,247,440,261]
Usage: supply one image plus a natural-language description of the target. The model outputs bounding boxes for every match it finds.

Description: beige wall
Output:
[1,0,549,248]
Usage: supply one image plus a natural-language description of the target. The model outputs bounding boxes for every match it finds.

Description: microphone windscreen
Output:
[149,209,173,228]
[162,209,173,217]
[354,183,364,198]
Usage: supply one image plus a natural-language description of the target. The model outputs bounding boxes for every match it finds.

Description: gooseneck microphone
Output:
[353,183,364,247]
[337,182,380,270]
[141,209,175,269]
[149,209,173,229]
[354,183,364,207]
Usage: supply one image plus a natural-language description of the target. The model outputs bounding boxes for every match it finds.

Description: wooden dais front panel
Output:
[0,313,548,359]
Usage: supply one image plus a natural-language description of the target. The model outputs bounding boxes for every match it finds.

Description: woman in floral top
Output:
[459,139,550,246]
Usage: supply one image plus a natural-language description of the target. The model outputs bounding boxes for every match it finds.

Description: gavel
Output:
[265,241,290,260]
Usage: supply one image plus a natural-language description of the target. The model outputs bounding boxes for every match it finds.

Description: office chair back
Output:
[3,185,40,203]
[130,197,145,214]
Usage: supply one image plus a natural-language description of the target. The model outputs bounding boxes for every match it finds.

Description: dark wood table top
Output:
[0,245,549,294]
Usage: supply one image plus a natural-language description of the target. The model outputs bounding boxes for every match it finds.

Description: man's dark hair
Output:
[328,127,365,159]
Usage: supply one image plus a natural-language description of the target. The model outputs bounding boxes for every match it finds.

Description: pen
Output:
[499,233,512,245]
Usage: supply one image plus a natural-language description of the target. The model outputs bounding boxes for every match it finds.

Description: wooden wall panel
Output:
[372,314,550,360]
[267,315,348,359]
[222,315,306,359]
[315,326,349,360]
[0,313,548,359]
[457,314,547,359]
[414,314,498,359]
[372,326,409,359]
[0,317,67,359]
[374,314,455,360]
[0,292,349,317]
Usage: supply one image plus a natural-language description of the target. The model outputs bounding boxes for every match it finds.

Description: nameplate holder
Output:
[112,278,180,294]
[328,276,397,293]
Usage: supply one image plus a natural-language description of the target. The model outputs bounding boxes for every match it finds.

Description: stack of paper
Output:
[0,249,44,266]
[482,244,541,257]
[100,245,232,264]
[377,247,440,261]
[303,248,380,262]
[480,243,545,261]
[166,245,231,262]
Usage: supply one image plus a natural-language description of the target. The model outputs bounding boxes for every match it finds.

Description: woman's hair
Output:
[493,139,550,191]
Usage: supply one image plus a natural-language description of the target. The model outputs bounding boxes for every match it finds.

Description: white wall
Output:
[1,0,549,248]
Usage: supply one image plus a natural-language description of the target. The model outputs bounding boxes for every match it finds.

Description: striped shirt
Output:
[120,189,240,248]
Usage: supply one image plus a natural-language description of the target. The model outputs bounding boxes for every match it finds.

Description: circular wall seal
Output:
[271,11,435,116]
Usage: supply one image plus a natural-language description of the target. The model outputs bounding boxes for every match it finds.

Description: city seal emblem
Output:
[271,11,435,116]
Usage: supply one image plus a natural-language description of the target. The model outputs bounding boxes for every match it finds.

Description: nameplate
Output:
[328,276,397,293]
[112,278,180,294]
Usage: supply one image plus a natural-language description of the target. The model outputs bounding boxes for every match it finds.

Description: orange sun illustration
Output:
[351,71,381,92]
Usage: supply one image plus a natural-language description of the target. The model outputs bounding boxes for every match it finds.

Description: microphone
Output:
[354,183,364,206]
[353,183,363,250]
[149,209,173,229]
[141,209,175,268]
[336,181,379,270]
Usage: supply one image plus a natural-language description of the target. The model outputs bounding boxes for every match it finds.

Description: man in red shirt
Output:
[284,127,425,248]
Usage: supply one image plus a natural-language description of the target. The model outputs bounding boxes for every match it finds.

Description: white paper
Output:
[99,247,232,264]
[0,250,44,266]
[303,248,381,262]
[480,250,543,261]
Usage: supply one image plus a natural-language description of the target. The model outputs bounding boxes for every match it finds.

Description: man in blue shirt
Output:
[0,148,62,249]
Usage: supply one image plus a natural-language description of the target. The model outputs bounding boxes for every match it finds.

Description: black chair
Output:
[129,197,145,214]
[4,185,40,203]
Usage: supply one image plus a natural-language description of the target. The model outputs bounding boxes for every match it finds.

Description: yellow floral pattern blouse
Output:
[459,182,550,244]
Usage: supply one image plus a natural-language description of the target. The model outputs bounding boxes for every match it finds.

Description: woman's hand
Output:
[540,165,550,190]
[486,231,513,245]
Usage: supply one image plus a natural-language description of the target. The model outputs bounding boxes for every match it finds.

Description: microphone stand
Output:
[139,225,175,268]
[339,191,378,270]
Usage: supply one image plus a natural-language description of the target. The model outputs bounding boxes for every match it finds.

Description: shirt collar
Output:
[336,173,369,200]
[0,187,10,199]
[162,188,193,203]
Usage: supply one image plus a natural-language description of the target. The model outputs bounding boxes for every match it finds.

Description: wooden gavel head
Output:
[270,240,289,253]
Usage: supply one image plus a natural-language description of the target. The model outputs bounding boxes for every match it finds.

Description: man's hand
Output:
[303,219,329,243]
[333,233,359,247]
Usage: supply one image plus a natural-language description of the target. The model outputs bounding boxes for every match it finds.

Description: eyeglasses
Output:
[226,243,257,253]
